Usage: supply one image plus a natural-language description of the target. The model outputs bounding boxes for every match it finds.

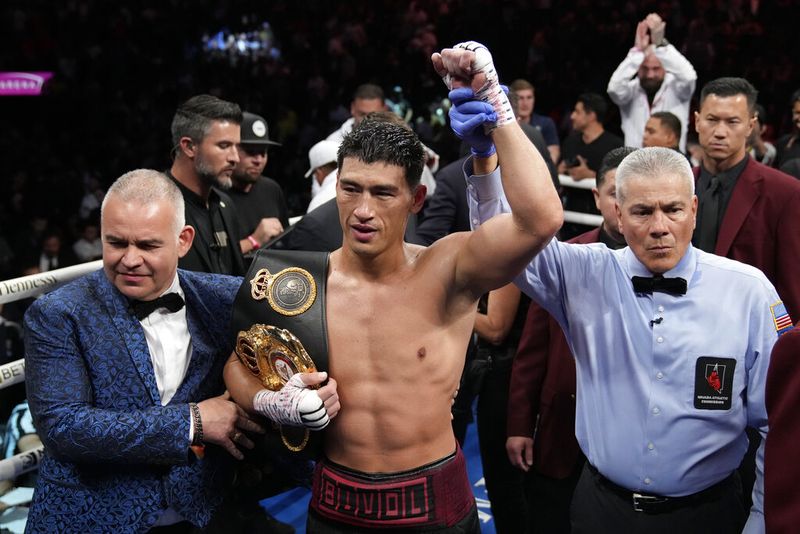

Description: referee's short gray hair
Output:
[101,169,185,235]
[615,147,694,205]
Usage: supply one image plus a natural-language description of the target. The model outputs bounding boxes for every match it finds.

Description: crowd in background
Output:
[1,0,799,284]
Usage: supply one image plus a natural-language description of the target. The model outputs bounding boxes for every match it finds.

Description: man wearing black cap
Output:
[228,111,290,253]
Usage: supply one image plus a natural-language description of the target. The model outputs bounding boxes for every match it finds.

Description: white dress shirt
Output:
[138,273,193,526]
[139,274,192,405]
[607,44,697,151]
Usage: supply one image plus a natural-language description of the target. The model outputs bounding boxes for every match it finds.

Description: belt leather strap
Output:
[232,249,330,373]
[587,464,736,514]
[231,249,330,458]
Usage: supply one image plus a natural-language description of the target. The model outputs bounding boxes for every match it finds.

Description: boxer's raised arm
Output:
[432,42,562,298]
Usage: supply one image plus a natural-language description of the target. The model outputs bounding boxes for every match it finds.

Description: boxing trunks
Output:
[308,446,478,532]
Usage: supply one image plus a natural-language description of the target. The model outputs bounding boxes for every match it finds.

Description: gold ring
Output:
[232,431,241,442]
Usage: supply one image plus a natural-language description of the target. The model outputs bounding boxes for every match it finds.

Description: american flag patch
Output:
[771,301,793,335]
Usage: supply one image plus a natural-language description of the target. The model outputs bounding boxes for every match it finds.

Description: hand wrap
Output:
[253,374,329,430]
[445,41,515,131]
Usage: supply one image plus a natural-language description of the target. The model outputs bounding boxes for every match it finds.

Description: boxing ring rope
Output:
[1,261,101,485]
[0,360,25,391]
[559,174,603,228]
[0,260,102,306]
[0,448,44,484]
[0,260,101,391]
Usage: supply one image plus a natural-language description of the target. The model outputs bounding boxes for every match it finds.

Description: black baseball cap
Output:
[240,111,281,146]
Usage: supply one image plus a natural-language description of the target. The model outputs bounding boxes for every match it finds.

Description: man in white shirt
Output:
[607,12,696,151]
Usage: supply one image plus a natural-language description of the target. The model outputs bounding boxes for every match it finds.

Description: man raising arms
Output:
[225,42,563,532]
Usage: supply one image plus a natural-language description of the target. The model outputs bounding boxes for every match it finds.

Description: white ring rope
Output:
[0,359,25,391]
[0,260,102,305]
[0,446,44,483]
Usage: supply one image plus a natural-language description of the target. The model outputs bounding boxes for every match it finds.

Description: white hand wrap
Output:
[253,374,329,430]
[452,41,515,131]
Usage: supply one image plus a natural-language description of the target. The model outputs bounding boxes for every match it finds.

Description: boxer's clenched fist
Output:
[431,41,514,131]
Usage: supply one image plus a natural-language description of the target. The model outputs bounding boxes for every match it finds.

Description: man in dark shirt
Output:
[559,93,624,180]
[168,95,246,276]
[692,77,800,320]
[558,93,623,239]
[692,77,800,515]
[227,111,290,252]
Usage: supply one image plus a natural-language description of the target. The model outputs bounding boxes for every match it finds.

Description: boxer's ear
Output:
[410,184,427,214]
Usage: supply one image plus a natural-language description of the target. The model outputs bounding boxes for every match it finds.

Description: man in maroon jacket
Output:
[506,147,636,533]
[693,77,800,320]
[692,77,800,513]
[764,326,800,534]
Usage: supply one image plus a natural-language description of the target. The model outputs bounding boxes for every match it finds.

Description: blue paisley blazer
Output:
[23,269,241,533]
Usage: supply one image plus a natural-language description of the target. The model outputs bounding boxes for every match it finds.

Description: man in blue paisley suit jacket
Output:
[23,169,267,533]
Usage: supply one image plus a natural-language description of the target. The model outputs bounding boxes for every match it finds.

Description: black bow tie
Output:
[631,275,687,296]
[131,293,185,320]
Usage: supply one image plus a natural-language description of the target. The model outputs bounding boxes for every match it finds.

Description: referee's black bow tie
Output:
[131,293,185,320]
[631,275,687,296]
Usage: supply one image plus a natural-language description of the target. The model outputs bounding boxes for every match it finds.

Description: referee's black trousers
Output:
[570,463,747,534]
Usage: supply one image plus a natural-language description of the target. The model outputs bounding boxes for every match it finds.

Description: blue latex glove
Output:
[448,87,497,157]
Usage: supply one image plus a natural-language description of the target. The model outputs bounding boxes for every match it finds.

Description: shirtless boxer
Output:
[225,42,563,532]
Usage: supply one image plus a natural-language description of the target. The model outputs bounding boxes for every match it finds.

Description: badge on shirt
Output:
[694,357,736,410]
[770,301,793,336]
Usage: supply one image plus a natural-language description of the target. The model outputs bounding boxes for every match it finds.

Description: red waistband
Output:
[310,446,475,529]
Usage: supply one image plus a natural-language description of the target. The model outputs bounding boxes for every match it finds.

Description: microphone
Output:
[650,317,663,327]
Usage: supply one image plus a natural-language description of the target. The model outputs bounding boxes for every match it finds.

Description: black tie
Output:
[694,176,721,252]
[131,293,185,320]
[631,275,687,296]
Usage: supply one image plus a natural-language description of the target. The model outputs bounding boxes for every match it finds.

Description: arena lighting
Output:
[0,71,54,95]
[201,21,281,61]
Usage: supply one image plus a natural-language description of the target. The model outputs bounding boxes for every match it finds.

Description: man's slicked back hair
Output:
[651,111,682,142]
[338,116,425,189]
[699,77,758,115]
[615,147,694,205]
[170,94,242,147]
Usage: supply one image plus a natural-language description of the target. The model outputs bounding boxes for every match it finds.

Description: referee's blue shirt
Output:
[466,165,780,533]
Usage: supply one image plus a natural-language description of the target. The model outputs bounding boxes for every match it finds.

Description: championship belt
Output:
[232,250,330,457]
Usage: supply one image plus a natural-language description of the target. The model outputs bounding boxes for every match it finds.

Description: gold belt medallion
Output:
[249,267,316,316]
[235,324,318,451]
